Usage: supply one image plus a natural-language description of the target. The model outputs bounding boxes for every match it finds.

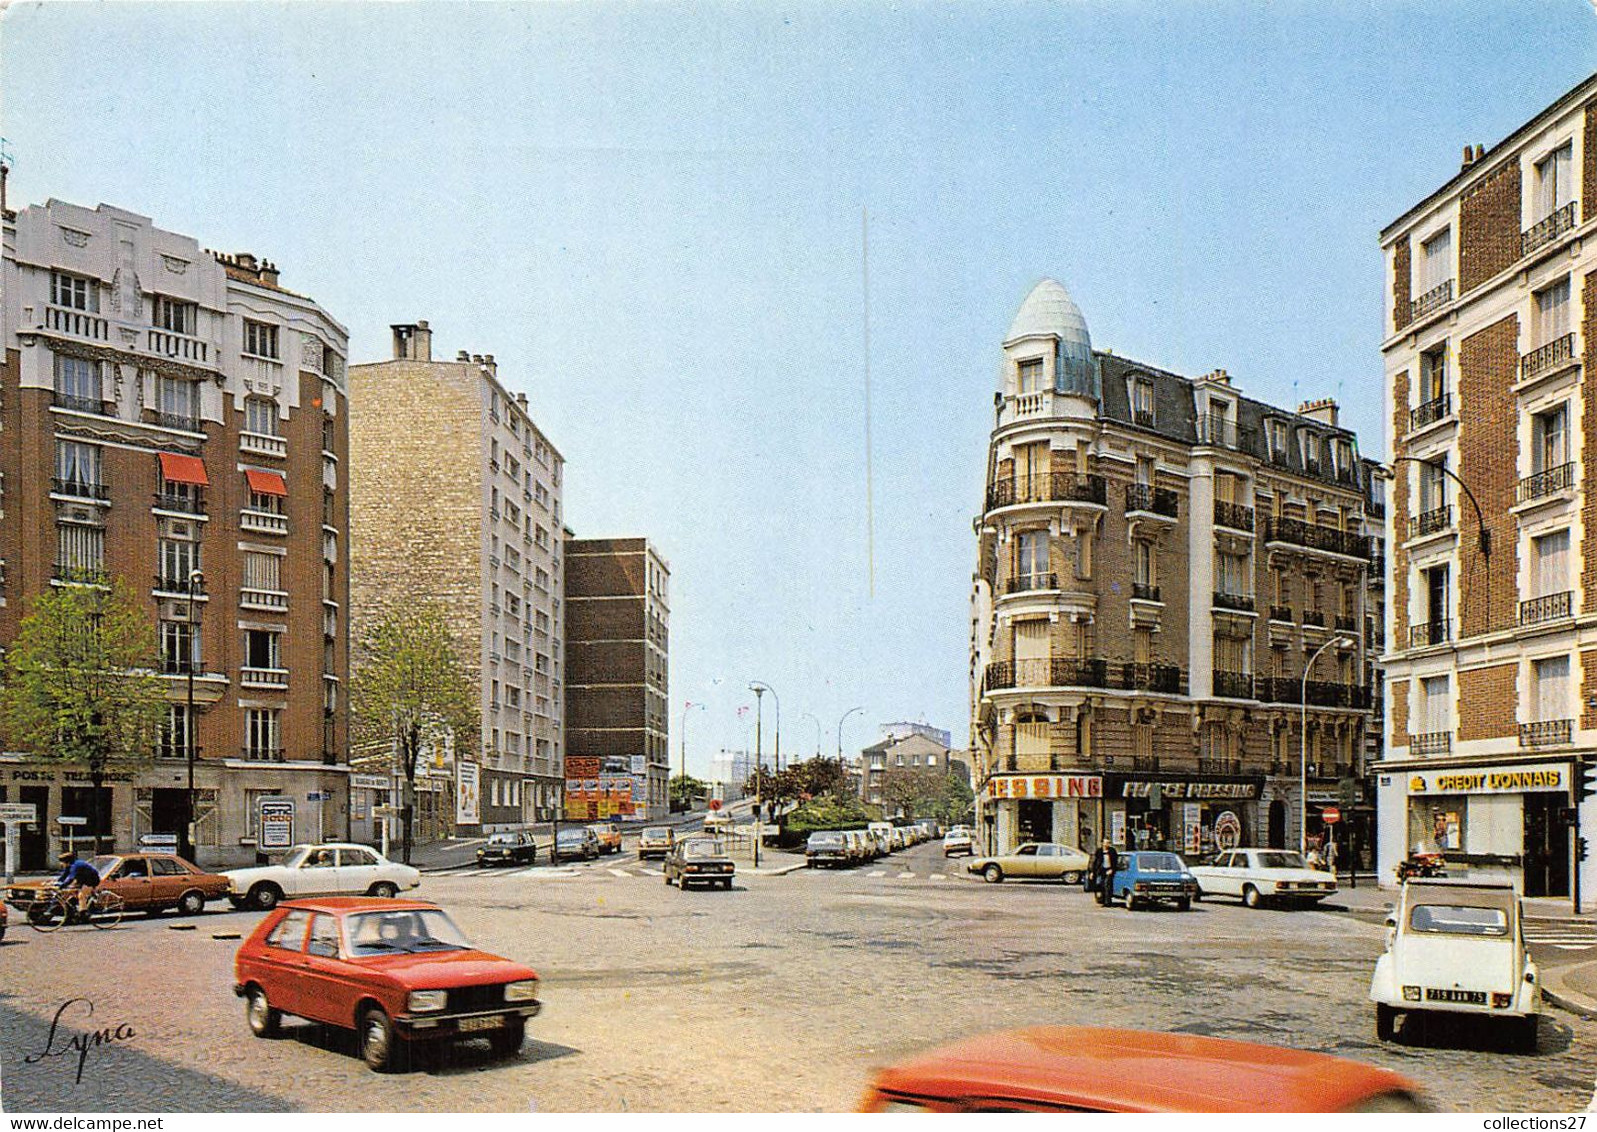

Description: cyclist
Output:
[54,851,101,921]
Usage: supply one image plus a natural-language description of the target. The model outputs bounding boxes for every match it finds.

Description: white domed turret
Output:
[1002,278,1098,401]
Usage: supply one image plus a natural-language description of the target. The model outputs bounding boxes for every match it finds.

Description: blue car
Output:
[1110,851,1199,911]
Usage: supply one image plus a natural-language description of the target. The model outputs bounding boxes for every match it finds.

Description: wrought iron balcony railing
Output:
[1522,200,1578,258]
[1409,620,1451,648]
[1269,605,1293,622]
[53,563,110,586]
[153,492,206,515]
[1301,608,1326,627]
[1131,582,1161,602]
[1409,279,1453,322]
[1408,394,1452,432]
[1005,572,1059,595]
[1211,669,1255,699]
[986,473,1107,511]
[1262,517,1372,559]
[1213,591,1255,613]
[1334,614,1359,633]
[51,476,110,501]
[1196,757,1243,775]
[52,391,109,416]
[1415,505,1453,537]
[1520,333,1576,382]
[1516,462,1574,504]
[1125,483,1179,517]
[1196,413,1256,453]
[154,574,206,596]
[1520,591,1572,626]
[241,747,286,762]
[1213,500,1255,531]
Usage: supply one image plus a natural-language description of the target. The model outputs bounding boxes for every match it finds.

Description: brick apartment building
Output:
[970,279,1383,861]
[857,721,963,809]
[564,537,670,821]
[348,323,565,839]
[1377,72,1597,898]
[0,199,351,869]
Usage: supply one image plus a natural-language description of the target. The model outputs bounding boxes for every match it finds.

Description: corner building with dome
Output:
[969,279,1387,866]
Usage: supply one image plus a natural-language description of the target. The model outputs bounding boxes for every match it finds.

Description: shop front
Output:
[1105,774,1266,857]
[1378,760,1573,895]
[980,773,1104,854]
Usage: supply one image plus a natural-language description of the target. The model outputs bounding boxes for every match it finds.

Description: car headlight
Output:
[408,989,448,1013]
[504,979,539,1002]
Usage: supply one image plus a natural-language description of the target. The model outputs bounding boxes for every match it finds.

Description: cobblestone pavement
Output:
[2,842,1594,1113]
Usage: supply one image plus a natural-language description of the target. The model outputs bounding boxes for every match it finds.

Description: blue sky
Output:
[4,2,1594,775]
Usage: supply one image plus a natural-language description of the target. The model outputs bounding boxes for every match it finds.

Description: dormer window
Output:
[1299,429,1321,472]
[1018,358,1045,395]
[1268,419,1289,462]
[1129,377,1155,426]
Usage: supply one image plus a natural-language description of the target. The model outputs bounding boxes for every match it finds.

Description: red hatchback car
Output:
[233,897,541,1071]
[858,1027,1428,1113]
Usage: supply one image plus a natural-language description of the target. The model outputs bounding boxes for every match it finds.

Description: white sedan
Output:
[942,829,974,857]
[224,843,421,910]
[1371,880,1539,1051]
[1188,848,1338,908]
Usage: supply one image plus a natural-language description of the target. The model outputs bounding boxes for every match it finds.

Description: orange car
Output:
[588,823,623,855]
[8,852,230,918]
[858,1027,1428,1113]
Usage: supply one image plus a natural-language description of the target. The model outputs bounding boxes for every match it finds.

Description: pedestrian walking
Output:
[1324,835,1339,877]
[1092,839,1119,906]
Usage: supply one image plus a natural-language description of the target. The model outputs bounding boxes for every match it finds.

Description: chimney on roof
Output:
[259,260,279,287]
[457,350,470,362]
[483,353,497,378]
[1199,368,1231,386]
[516,392,528,410]
[1298,397,1340,426]
[390,321,432,362]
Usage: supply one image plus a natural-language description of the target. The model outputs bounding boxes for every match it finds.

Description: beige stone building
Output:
[1377,73,1597,898]
[348,323,565,838]
[970,280,1383,861]
[0,199,351,868]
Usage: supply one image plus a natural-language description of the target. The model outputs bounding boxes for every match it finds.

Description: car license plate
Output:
[1425,988,1486,1004]
[458,1015,505,1032]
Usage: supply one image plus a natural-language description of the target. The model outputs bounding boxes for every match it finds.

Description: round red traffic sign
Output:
[707,798,722,811]
[1322,806,1341,824]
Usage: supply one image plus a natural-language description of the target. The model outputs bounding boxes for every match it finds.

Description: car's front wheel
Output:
[1062,871,1082,885]
[489,1018,526,1059]
[369,881,399,899]
[249,883,282,911]
[177,889,206,916]
[1176,897,1191,912]
[246,987,281,1038]
[1242,884,1263,909]
[983,864,1003,884]
[1512,1015,1539,1054]
[361,1006,399,1072]
[1375,1003,1398,1042]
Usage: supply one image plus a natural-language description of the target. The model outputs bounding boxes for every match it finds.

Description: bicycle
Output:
[26,887,125,932]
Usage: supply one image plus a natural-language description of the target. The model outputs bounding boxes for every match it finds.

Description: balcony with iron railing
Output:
[1334,614,1358,633]
[1125,483,1179,518]
[1520,333,1576,384]
[1213,500,1255,532]
[1131,582,1161,602]
[1408,393,1452,432]
[51,390,110,416]
[1195,413,1256,453]
[1520,719,1573,748]
[1211,669,1255,699]
[1004,572,1059,595]
[153,491,206,516]
[1262,516,1371,559]
[1121,662,1184,694]
[241,747,286,763]
[148,410,202,433]
[1213,590,1256,613]
[1411,732,1451,755]
[157,744,202,763]
[1252,677,1370,708]
[1131,408,1157,429]
[1522,200,1578,258]
[1368,499,1386,519]
[1516,462,1575,505]
[1301,608,1326,627]
[51,476,110,502]
[1413,505,1453,538]
[1520,590,1572,626]
[1409,279,1453,322]
[1269,605,1293,622]
[987,473,1107,511]
[160,657,202,675]
[154,574,205,596]
[1196,757,1243,775]
[983,657,1178,695]
[53,563,110,587]
[1409,619,1451,648]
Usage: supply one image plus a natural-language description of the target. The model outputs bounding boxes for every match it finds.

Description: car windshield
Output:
[88,855,121,875]
[1255,851,1307,869]
[809,833,844,845]
[642,828,669,838]
[486,833,517,845]
[1410,904,1509,936]
[683,840,723,858]
[556,831,585,843]
[1136,853,1185,871]
[278,846,312,868]
[346,908,473,955]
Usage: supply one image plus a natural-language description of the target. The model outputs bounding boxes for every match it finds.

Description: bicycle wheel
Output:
[28,896,70,933]
[89,890,124,929]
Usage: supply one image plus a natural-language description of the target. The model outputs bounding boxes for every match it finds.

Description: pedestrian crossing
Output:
[1524,917,1597,951]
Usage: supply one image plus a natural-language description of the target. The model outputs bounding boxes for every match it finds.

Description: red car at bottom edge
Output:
[233,896,541,1072]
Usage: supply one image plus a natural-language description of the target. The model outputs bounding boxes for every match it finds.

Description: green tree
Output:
[351,603,478,864]
[670,772,709,811]
[881,768,973,824]
[745,755,846,807]
[784,792,872,837]
[0,578,167,853]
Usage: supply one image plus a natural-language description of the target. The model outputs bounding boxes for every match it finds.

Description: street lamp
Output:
[799,712,822,759]
[749,684,767,868]
[1302,635,1356,857]
[678,701,705,813]
[183,568,203,863]
[836,706,864,760]
[749,680,779,773]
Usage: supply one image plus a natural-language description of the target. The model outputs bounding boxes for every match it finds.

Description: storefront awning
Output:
[157,452,209,486]
[245,469,287,497]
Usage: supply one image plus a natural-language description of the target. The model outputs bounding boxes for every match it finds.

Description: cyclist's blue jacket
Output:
[56,859,100,886]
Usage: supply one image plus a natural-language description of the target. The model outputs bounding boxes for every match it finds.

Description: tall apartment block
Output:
[970,280,1383,862]
[564,537,670,821]
[1377,73,1597,898]
[348,323,565,837]
[0,199,351,869]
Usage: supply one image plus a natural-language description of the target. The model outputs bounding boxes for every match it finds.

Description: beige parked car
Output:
[968,842,1091,884]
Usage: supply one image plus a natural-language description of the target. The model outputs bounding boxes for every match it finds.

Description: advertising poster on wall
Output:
[456,761,480,825]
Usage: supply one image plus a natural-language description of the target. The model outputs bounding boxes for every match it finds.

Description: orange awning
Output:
[158,452,209,487]
[245,469,287,497]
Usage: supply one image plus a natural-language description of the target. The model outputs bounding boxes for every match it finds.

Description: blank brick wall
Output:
[1458,315,1520,638]
[1584,274,1597,610]
[1392,239,1412,333]
[1390,368,1411,630]
[1390,678,1410,740]
[1459,161,1522,295]
[1458,664,1517,742]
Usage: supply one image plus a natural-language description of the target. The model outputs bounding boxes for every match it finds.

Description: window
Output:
[50,271,99,312]
[1216,549,1249,598]
[245,708,282,759]
[1424,564,1451,630]
[1534,143,1574,220]
[1419,458,1448,514]
[1532,404,1568,472]
[56,524,104,576]
[243,320,279,359]
[1533,278,1570,347]
[1017,357,1045,394]
[1130,378,1155,424]
[1419,343,1448,402]
[322,415,336,454]
[160,704,193,758]
[159,538,200,586]
[1135,456,1155,487]
[1533,656,1569,723]
[1421,675,1450,733]
[1419,227,1452,294]
[250,489,284,516]
[55,440,102,493]
[1214,471,1242,504]
[1134,541,1154,586]
[160,621,201,672]
[54,355,101,404]
[153,296,196,335]
[1213,633,1251,675]
[1533,530,1570,597]
[243,551,282,593]
[244,397,280,436]
[1268,419,1289,459]
[157,375,199,427]
[245,629,282,670]
[1016,530,1049,584]
[265,910,310,951]
[306,914,341,958]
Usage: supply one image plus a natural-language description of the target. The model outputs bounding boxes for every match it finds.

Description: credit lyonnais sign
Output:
[1407,762,1566,796]
[985,775,1102,800]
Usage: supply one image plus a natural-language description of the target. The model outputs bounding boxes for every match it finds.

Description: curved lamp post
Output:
[1302,635,1356,856]
[183,568,203,863]
[678,701,705,813]
[836,706,865,760]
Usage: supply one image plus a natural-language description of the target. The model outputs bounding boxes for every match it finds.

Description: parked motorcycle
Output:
[1394,852,1447,881]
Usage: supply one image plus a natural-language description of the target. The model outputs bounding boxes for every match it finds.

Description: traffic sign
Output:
[58,816,88,826]
[0,802,38,824]
[139,833,178,847]
[1322,806,1342,825]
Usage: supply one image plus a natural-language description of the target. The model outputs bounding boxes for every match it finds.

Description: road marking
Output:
[868,870,886,877]
[898,871,915,879]
[928,874,945,882]
[607,868,631,878]
[514,867,579,878]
